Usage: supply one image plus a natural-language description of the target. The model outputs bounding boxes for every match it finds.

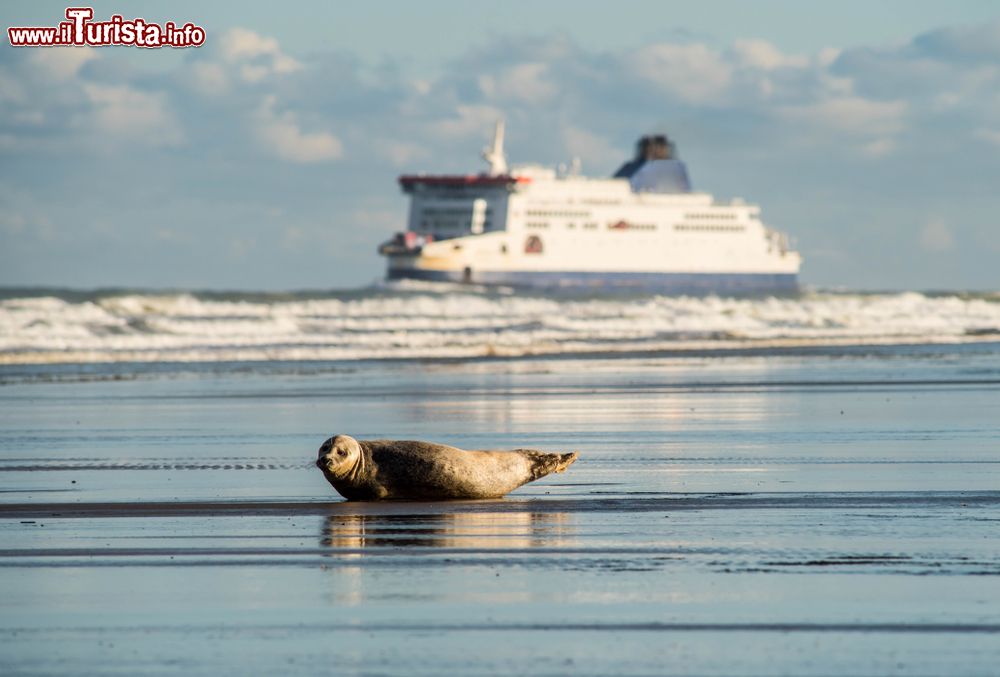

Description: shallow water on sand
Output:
[2,345,1000,675]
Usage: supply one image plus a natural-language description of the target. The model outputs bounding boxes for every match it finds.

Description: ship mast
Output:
[481,119,508,176]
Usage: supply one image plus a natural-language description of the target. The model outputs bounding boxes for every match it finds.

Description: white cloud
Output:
[816,47,842,67]
[779,96,908,137]
[375,139,428,167]
[219,28,301,82]
[974,128,1000,147]
[281,225,306,251]
[631,43,732,103]
[189,62,230,96]
[921,65,1000,116]
[347,207,401,239]
[561,126,618,171]
[479,62,556,102]
[818,73,854,97]
[0,213,27,236]
[430,104,505,139]
[253,96,343,163]
[228,236,256,259]
[731,39,807,70]
[0,210,55,241]
[0,68,27,103]
[919,220,954,252]
[30,47,98,81]
[82,84,183,146]
[859,138,896,158]
[220,28,300,68]
[913,21,1000,61]
[184,28,302,94]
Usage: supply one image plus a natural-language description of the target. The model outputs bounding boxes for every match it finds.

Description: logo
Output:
[8,7,206,48]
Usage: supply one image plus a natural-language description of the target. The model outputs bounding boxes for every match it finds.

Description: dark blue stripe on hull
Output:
[388,268,799,294]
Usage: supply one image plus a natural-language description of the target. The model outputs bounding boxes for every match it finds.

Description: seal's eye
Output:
[337,450,347,457]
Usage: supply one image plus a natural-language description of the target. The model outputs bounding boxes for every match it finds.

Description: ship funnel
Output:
[637,134,673,161]
[613,133,691,194]
[482,119,508,176]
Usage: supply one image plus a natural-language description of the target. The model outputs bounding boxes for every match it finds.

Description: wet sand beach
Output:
[2,345,1000,675]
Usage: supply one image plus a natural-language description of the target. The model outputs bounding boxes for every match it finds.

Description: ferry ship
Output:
[378,122,801,292]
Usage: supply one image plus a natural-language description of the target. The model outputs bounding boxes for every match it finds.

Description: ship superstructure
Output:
[378,122,801,292]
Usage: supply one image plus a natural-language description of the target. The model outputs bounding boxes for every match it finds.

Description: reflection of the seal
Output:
[321,511,574,553]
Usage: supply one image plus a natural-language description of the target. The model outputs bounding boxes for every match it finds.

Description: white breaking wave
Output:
[1,289,999,364]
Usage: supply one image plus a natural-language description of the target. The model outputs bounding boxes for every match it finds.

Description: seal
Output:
[315,435,578,500]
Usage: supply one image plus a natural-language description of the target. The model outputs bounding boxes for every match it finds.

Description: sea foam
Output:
[1,288,998,364]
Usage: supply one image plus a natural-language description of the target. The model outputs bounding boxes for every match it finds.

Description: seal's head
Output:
[316,434,362,480]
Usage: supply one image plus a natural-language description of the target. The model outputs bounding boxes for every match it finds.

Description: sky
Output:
[1,1,999,291]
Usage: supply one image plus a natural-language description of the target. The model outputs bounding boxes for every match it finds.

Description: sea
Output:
[3,283,1000,368]
[1,283,999,675]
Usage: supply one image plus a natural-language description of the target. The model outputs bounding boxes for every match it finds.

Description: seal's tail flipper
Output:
[522,450,579,480]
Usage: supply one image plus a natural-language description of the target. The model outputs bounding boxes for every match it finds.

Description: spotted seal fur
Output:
[315,435,578,500]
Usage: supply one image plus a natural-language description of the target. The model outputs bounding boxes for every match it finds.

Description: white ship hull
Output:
[387,265,798,293]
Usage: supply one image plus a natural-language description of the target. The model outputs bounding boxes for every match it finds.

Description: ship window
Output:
[684,212,739,220]
[526,222,549,229]
[500,244,508,254]
[607,221,657,231]
[674,224,746,233]
[525,209,590,218]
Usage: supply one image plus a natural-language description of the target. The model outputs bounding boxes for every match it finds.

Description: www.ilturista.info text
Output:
[8,7,205,48]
